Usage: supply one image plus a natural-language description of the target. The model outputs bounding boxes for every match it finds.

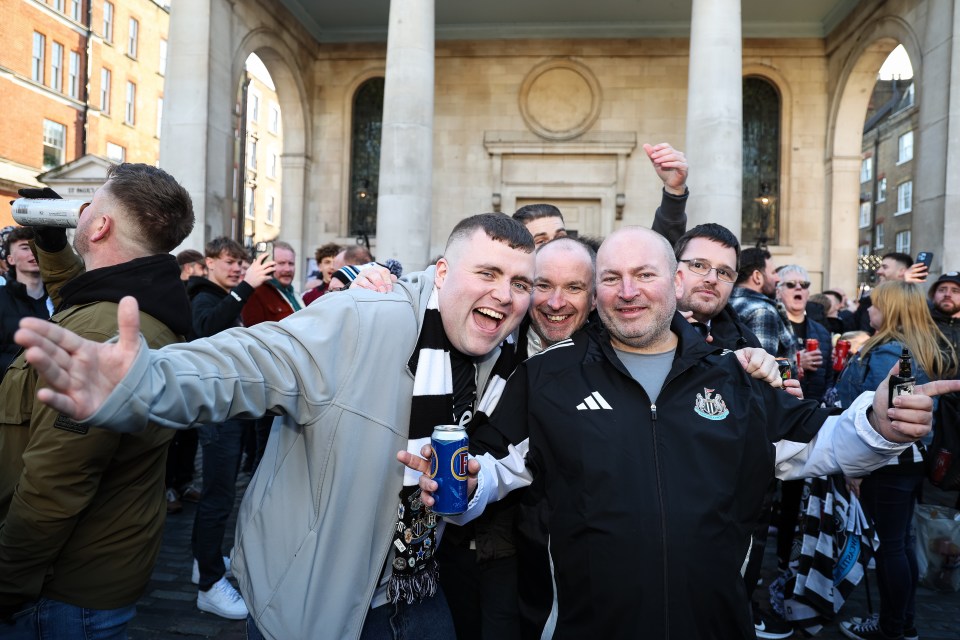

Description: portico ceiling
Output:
[278,0,861,43]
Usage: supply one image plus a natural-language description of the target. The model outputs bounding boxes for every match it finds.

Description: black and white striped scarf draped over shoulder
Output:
[387,287,517,603]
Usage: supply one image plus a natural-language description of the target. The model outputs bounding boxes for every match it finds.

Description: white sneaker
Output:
[197,576,248,620]
[191,556,232,585]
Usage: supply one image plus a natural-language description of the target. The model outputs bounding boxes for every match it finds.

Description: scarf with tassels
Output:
[387,287,517,603]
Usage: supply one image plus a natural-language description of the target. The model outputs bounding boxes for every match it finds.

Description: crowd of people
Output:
[0,144,958,640]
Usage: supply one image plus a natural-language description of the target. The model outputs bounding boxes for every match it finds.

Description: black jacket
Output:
[185,276,253,338]
[472,316,836,640]
[706,304,761,351]
[932,307,960,358]
[0,277,50,376]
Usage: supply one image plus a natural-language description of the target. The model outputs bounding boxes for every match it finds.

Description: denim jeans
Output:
[860,470,923,637]
[192,418,246,591]
[2,597,136,640]
[245,591,455,640]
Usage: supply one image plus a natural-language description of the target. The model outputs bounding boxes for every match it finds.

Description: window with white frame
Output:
[42,119,66,170]
[897,180,913,214]
[159,39,167,75]
[266,193,276,224]
[68,51,80,98]
[50,42,63,91]
[249,91,260,122]
[245,187,255,220]
[902,83,915,108]
[877,177,887,203]
[859,202,871,229]
[53,0,65,11]
[267,150,277,178]
[125,81,136,124]
[874,224,885,250]
[268,104,280,134]
[128,18,139,58]
[106,142,125,162]
[100,68,111,114]
[858,244,870,258]
[103,2,114,42]
[895,230,911,255]
[156,97,163,137]
[32,33,45,83]
[898,131,913,164]
[70,0,81,21]
[248,139,257,170]
[860,157,872,183]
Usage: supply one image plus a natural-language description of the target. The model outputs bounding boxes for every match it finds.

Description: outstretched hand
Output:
[15,296,142,419]
[397,444,480,509]
[643,142,688,195]
[870,366,960,442]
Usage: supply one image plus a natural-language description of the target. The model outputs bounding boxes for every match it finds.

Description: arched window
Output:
[348,78,385,236]
[742,77,781,246]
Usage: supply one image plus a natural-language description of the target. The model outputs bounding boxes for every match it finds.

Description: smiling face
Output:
[206,250,245,291]
[273,246,296,287]
[596,227,680,354]
[524,216,567,248]
[876,257,907,283]
[435,228,534,357]
[530,239,595,346]
[6,239,39,277]
[676,237,737,323]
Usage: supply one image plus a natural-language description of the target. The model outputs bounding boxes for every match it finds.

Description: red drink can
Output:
[931,449,954,486]
[833,339,851,372]
[796,351,804,380]
[805,338,819,352]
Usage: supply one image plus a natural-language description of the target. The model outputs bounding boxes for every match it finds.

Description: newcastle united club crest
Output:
[694,388,729,420]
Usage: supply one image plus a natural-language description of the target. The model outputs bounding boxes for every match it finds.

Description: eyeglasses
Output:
[678,259,736,284]
[780,281,811,290]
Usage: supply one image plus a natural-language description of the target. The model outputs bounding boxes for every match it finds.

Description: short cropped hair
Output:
[342,245,373,264]
[736,247,771,285]
[446,213,535,254]
[273,240,295,256]
[204,236,246,260]
[881,252,913,270]
[674,223,741,269]
[104,163,194,254]
[176,249,204,268]
[314,242,340,263]
[512,203,564,225]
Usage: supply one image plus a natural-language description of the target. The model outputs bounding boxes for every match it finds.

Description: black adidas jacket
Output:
[464,315,907,640]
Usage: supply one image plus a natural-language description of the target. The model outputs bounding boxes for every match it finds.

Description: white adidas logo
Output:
[576,391,613,411]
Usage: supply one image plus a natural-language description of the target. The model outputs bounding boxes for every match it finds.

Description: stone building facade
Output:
[159,0,960,294]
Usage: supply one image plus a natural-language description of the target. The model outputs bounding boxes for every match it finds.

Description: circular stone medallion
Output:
[520,60,601,141]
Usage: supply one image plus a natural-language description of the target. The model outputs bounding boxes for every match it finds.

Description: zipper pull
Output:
[651,403,658,421]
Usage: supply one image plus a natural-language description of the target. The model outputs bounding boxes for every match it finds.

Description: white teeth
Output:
[476,308,505,320]
[546,314,568,322]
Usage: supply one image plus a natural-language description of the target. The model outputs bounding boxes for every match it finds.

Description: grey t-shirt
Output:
[614,347,676,405]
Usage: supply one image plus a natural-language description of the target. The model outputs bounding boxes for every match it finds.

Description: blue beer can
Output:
[429,424,470,516]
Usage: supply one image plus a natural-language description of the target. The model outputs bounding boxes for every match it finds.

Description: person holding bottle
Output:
[836,280,957,640]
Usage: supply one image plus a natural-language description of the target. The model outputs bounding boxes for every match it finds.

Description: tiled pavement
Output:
[130,477,960,639]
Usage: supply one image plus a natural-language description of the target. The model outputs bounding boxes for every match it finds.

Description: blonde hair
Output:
[861,281,957,378]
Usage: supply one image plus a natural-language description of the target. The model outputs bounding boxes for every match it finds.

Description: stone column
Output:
[375,0,435,271]
[160,0,235,251]
[915,0,960,274]
[685,0,743,232]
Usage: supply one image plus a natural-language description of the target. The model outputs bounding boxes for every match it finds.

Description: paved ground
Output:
[129,476,960,639]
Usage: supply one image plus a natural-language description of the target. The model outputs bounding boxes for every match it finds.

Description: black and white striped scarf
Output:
[387,287,517,604]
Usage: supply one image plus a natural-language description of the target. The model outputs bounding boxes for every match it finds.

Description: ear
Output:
[673,269,683,301]
[750,268,763,288]
[205,256,216,271]
[89,214,112,243]
[434,257,449,289]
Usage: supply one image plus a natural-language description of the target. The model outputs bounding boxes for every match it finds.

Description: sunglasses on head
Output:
[781,281,811,290]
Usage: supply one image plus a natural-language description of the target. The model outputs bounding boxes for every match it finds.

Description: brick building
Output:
[859,77,919,285]
[0,0,170,227]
